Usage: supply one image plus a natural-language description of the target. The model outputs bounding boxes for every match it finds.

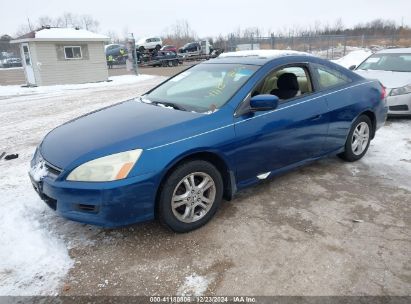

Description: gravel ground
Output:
[0,75,410,296]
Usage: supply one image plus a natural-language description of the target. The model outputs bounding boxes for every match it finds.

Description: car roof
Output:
[208,50,313,66]
[376,48,411,54]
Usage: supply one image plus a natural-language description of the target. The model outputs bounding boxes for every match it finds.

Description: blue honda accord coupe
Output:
[29,50,387,232]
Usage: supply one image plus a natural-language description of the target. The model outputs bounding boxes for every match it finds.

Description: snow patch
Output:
[177,273,212,296]
[0,160,74,295]
[34,28,108,40]
[362,120,411,191]
[29,160,48,182]
[0,74,155,98]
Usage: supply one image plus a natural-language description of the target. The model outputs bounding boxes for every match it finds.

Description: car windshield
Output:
[357,53,411,72]
[145,63,259,113]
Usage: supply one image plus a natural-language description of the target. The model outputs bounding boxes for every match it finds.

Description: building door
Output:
[21,43,36,85]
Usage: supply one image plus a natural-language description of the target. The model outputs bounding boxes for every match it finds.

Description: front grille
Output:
[389,105,409,111]
[44,162,62,177]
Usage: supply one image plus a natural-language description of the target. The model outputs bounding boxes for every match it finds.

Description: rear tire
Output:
[158,160,223,233]
[338,115,372,162]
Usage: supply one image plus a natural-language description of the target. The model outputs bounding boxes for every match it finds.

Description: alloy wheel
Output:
[171,172,216,223]
[351,121,370,155]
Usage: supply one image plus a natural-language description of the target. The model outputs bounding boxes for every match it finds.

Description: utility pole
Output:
[126,33,138,75]
[27,16,33,31]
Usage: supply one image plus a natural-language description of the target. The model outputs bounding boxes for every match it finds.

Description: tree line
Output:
[3,16,410,49]
[15,13,100,37]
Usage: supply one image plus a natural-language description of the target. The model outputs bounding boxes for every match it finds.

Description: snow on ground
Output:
[0,75,155,98]
[177,273,213,296]
[0,67,23,71]
[0,75,164,295]
[360,119,411,192]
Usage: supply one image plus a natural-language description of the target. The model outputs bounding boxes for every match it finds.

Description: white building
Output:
[12,27,110,86]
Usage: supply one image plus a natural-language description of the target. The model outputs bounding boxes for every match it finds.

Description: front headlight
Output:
[390,84,411,96]
[67,149,143,182]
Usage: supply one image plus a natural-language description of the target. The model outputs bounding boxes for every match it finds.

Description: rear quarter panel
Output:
[322,79,386,152]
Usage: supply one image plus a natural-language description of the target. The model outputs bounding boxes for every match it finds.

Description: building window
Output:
[64,46,82,60]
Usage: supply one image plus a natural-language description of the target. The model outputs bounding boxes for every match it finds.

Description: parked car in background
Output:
[355,48,411,116]
[178,42,201,53]
[161,45,177,53]
[149,50,182,67]
[332,49,372,69]
[105,44,126,57]
[29,50,387,232]
[0,56,22,68]
[0,52,22,68]
[136,37,162,52]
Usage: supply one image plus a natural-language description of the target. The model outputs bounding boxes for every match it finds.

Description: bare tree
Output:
[106,30,120,43]
[333,18,344,34]
[162,19,197,47]
[80,14,99,32]
[15,12,101,37]
[15,24,32,36]
[37,16,54,27]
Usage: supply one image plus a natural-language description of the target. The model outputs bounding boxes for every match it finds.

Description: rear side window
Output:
[314,65,351,90]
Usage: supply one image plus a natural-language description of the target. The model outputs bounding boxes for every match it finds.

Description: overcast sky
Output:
[1,0,410,38]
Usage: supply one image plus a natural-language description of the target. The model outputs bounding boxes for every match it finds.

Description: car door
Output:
[233,64,329,185]
[310,63,357,153]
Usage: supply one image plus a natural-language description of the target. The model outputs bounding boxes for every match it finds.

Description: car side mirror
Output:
[349,65,356,70]
[250,94,279,112]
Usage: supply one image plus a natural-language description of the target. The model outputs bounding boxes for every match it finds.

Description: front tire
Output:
[338,115,372,162]
[158,160,223,233]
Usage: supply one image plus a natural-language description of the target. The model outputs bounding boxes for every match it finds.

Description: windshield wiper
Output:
[138,96,187,111]
[153,101,187,111]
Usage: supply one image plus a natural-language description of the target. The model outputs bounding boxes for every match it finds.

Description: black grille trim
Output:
[389,105,409,111]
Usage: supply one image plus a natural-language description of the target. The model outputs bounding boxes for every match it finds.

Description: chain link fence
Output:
[217,33,410,59]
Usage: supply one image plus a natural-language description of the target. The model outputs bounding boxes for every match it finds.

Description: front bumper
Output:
[29,170,159,227]
[387,93,411,115]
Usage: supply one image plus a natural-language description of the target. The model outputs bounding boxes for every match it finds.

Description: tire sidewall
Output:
[158,160,223,233]
[344,115,372,161]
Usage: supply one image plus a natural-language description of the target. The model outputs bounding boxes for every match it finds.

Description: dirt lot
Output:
[0,74,410,297]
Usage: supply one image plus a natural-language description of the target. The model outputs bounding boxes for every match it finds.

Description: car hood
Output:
[355,69,411,88]
[40,99,204,169]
